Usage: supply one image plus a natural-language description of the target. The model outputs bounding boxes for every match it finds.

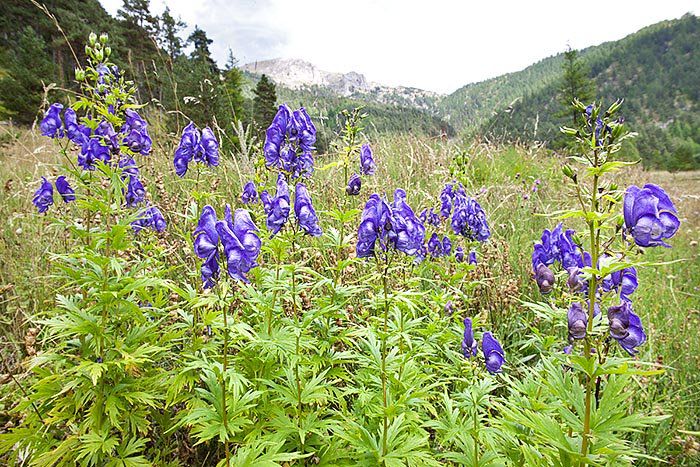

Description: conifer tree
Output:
[158,7,186,61]
[558,46,595,127]
[253,74,277,132]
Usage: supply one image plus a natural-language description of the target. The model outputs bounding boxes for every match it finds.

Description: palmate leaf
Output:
[225,440,307,467]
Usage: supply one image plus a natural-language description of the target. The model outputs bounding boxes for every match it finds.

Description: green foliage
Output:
[252,74,278,134]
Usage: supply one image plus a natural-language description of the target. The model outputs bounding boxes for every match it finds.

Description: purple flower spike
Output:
[602,266,638,301]
[241,181,258,204]
[567,302,587,340]
[132,206,166,233]
[294,182,322,237]
[461,317,477,358]
[200,127,219,167]
[122,109,152,155]
[64,108,90,144]
[356,194,393,258]
[79,138,111,170]
[216,206,261,283]
[481,332,505,374]
[360,143,376,175]
[40,103,63,138]
[125,175,146,207]
[346,173,361,196]
[623,184,680,248]
[33,177,53,213]
[55,176,75,203]
[174,122,201,177]
[391,189,425,256]
[193,205,220,288]
[451,193,490,242]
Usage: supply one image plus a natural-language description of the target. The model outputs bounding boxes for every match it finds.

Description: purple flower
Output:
[602,266,638,301]
[440,183,453,218]
[346,173,361,196]
[199,127,219,167]
[391,189,426,256]
[121,109,152,156]
[534,263,555,294]
[261,174,291,236]
[55,176,75,203]
[360,143,376,175]
[241,181,258,204]
[567,267,585,292]
[451,194,490,242]
[481,332,505,374]
[294,182,322,237]
[293,107,316,153]
[132,206,166,233]
[532,224,584,271]
[193,205,220,289]
[263,104,316,178]
[64,109,90,144]
[623,184,680,248]
[419,208,441,227]
[119,156,140,177]
[444,300,454,315]
[78,138,111,170]
[174,122,201,177]
[462,317,477,358]
[124,175,146,207]
[427,233,451,258]
[568,302,587,339]
[32,177,53,213]
[455,246,464,262]
[356,194,393,258]
[563,345,573,355]
[468,251,477,265]
[216,206,261,283]
[94,121,119,153]
[40,103,63,138]
[607,301,646,355]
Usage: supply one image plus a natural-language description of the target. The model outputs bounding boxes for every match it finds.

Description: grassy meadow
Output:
[0,121,699,464]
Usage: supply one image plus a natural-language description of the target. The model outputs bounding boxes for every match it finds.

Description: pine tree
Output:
[558,46,595,127]
[222,49,247,122]
[118,0,157,34]
[188,26,218,74]
[252,74,277,133]
[158,7,186,61]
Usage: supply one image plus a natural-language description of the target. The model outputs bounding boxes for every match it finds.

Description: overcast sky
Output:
[99,0,696,94]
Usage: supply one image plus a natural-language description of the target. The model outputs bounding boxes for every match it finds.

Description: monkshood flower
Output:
[455,246,464,262]
[264,105,316,178]
[567,267,585,292]
[461,317,477,358]
[40,103,63,138]
[174,122,201,177]
[121,109,152,156]
[241,181,259,204]
[55,176,75,203]
[623,184,680,248]
[260,174,291,236]
[601,266,638,301]
[391,189,426,256]
[531,223,585,272]
[346,173,361,196]
[444,301,454,315]
[193,205,220,289]
[119,156,140,177]
[568,302,587,340]
[468,251,477,265]
[360,143,376,175]
[125,175,146,207]
[294,183,322,237]
[131,205,166,232]
[356,194,393,258]
[451,194,490,242]
[95,121,119,153]
[607,301,646,355]
[32,177,53,213]
[64,108,90,144]
[78,138,111,170]
[216,205,262,283]
[482,332,505,374]
[427,233,451,258]
[440,183,453,218]
[419,208,441,227]
[534,263,555,294]
[198,127,219,167]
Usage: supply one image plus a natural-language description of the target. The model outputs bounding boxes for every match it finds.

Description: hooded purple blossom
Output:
[121,109,152,155]
[216,206,262,283]
[567,267,585,292]
[198,127,219,167]
[532,223,585,272]
[451,194,490,242]
[455,246,464,262]
[94,121,119,153]
[481,332,505,374]
[32,177,53,213]
[40,103,63,138]
[174,122,201,177]
[568,302,588,340]
[461,317,477,358]
[427,233,451,258]
[241,181,258,204]
[623,184,680,248]
[131,206,166,232]
[125,175,146,207]
[534,263,555,294]
[419,208,441,227]
[64,108,90,144]
[55,176,75,203]
[602,266,638,301]
[78,138,111,170]
[260,174,291,236]
[294,183,322,237]
[356,194,393,258]
[193,205,220,288]
[119,156,140,177]
[360,143,376,176]
[391,189,426,256]
[607,301,646,355]
[468,251,477,265]
[264,105,316,178]
[346,173,361,196]
[440,183,453,218]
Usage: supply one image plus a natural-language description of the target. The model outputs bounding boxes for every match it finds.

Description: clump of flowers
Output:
[173,122,220,177]
[623,184,680,248]
[461,317,506,374]
[440,182,490,242]
[32,176,76,213]
[263,104,316,179]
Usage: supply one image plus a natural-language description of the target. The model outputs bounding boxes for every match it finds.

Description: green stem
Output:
[381,260,390,459]
[222,298,230,465]
[290,232,303,451]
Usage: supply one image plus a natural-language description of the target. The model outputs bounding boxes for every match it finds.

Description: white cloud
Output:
[99,0,697,93]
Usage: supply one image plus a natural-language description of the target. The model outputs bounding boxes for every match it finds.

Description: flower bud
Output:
[534,263,555,294]
[99,33,109,44]
[89,32,97,46]
[104,46,111,58]
[567,267,584,292]
[562,164,575,180]
[75,68,85,81]
[567,303,587,339]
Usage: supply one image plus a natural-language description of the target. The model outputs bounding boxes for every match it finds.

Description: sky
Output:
[99,0,697,94]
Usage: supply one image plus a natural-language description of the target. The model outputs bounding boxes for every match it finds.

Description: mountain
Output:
[242,58,441,112]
